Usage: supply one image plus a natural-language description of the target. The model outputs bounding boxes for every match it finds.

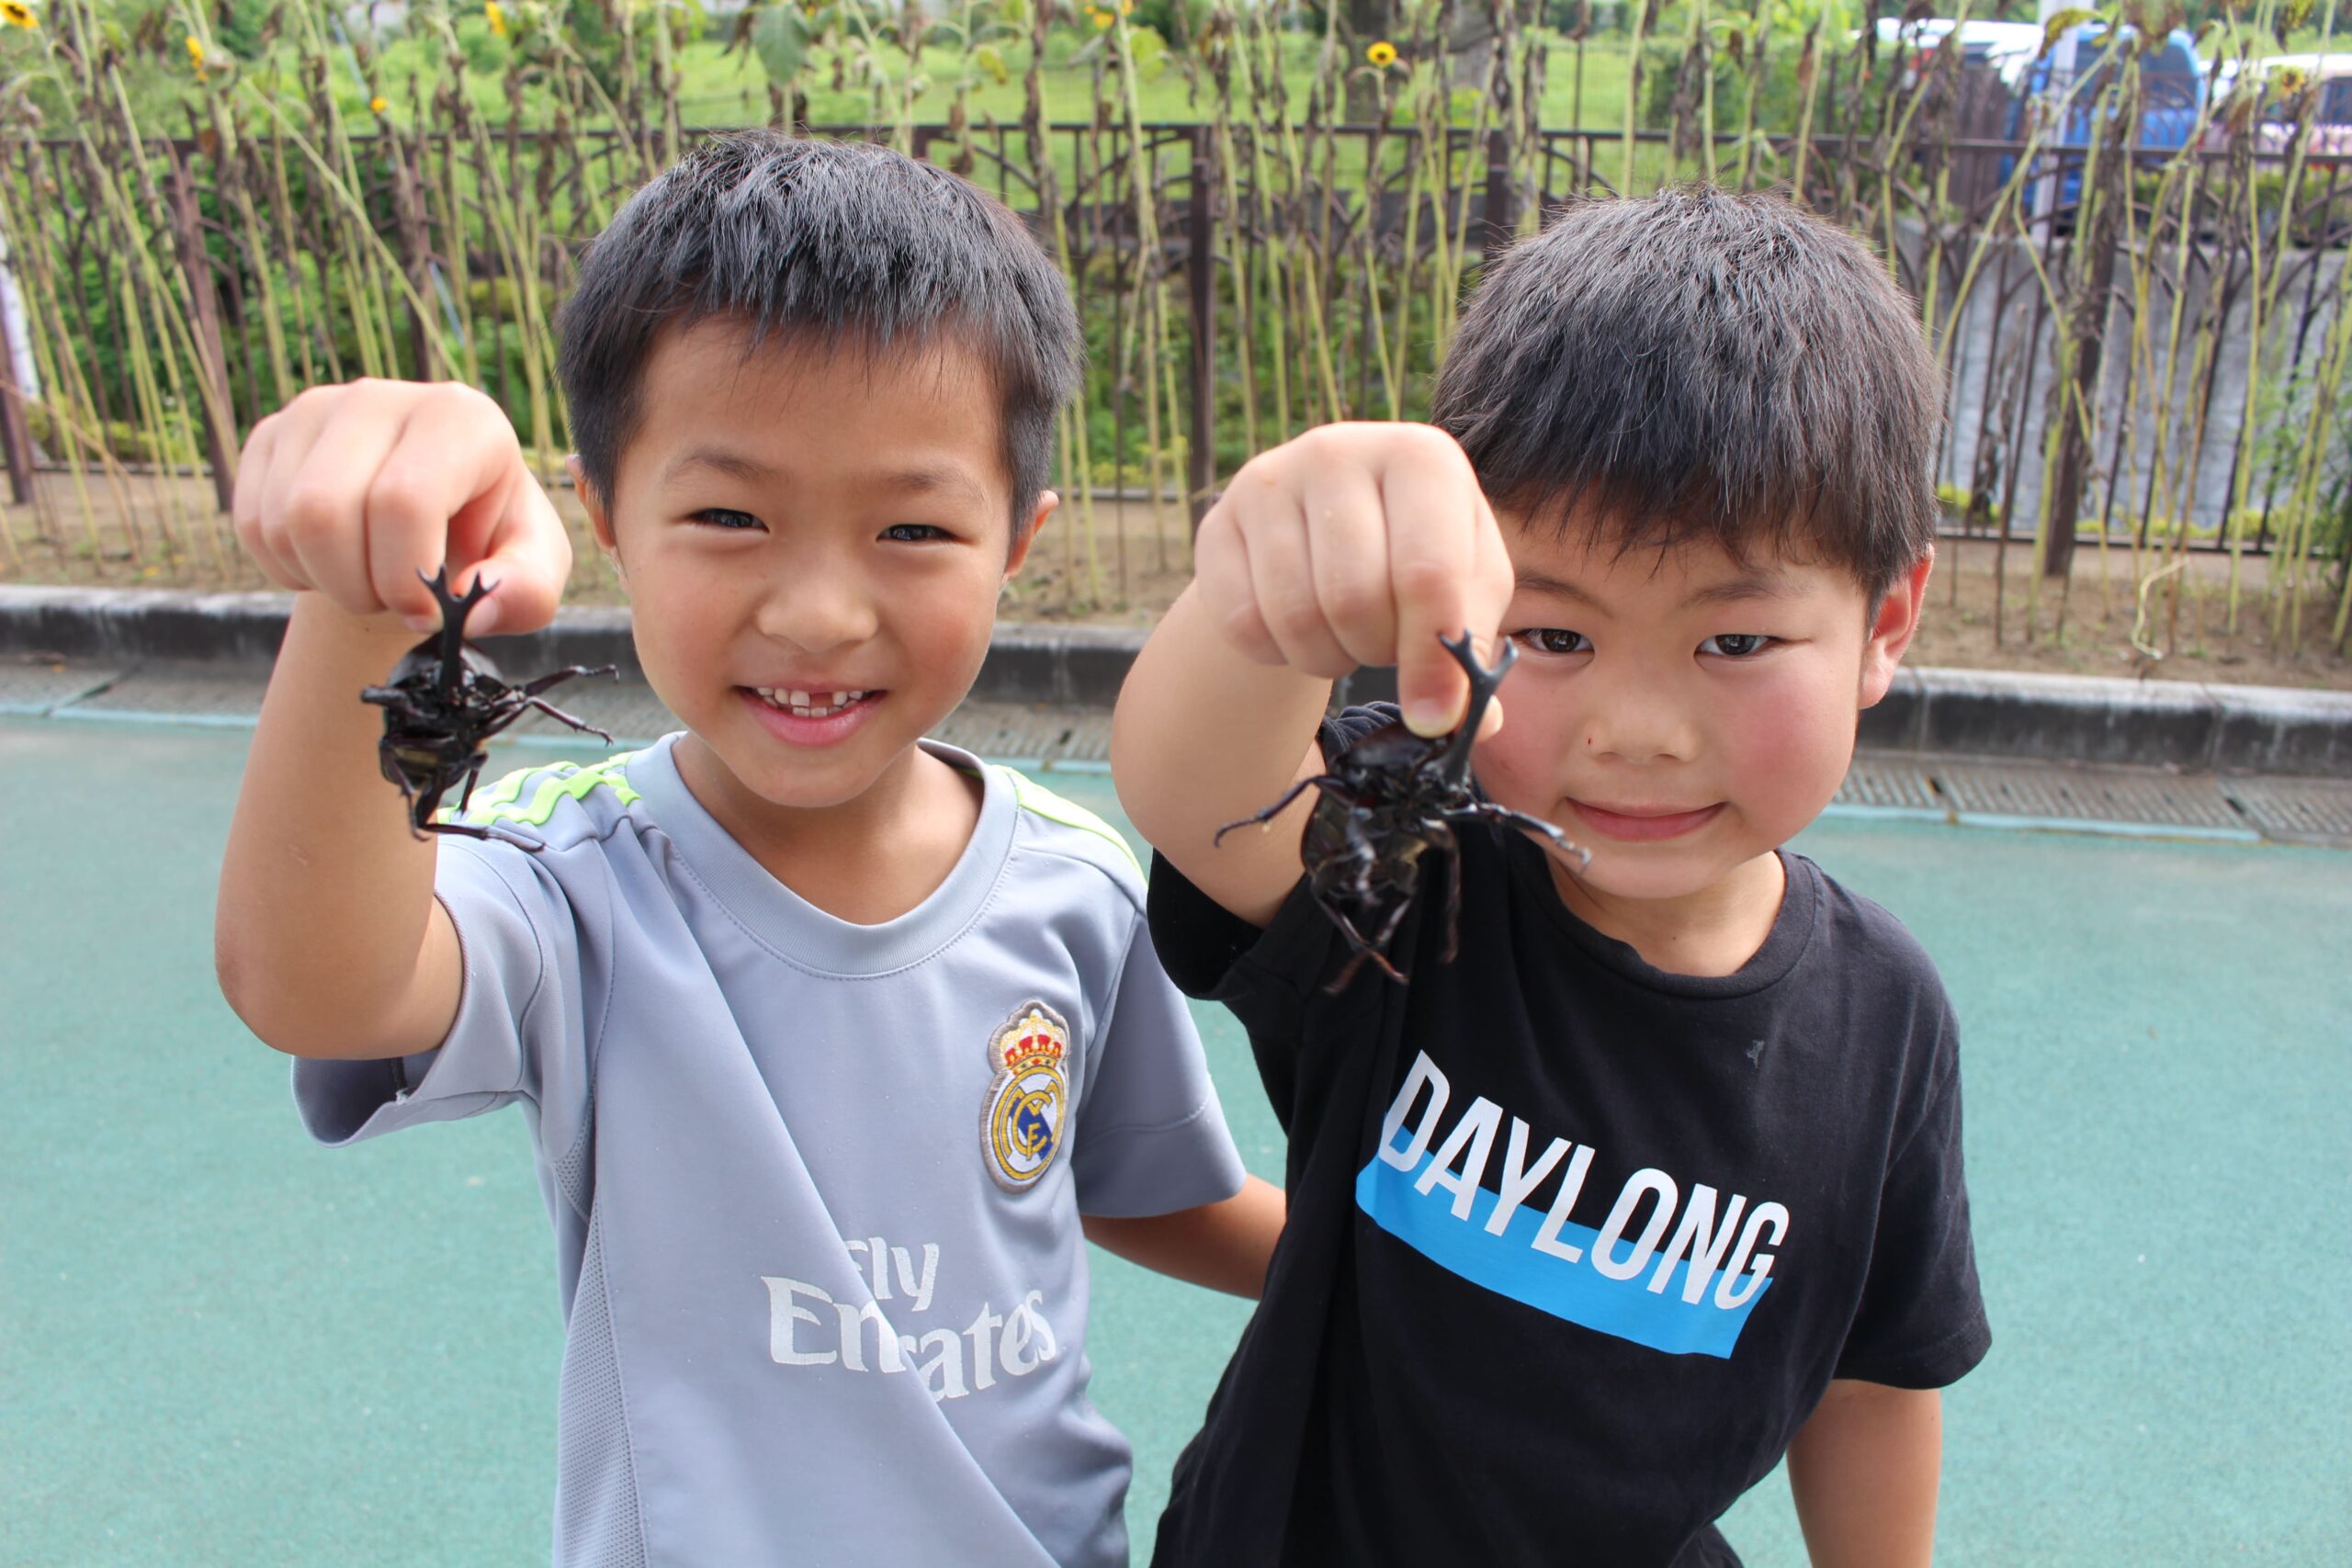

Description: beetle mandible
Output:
[1216,630,1589,992]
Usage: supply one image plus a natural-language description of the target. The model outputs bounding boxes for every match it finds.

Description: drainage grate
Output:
[1930,760,2260,841]
[506,689,1116,768]
[0,658,122,716]
[505,682,680,748]
[2220,777,2352,844]
[1831,756,1945,817]
[935,701,1113,765]
[62,669,267,727]
[17,667,2341,846]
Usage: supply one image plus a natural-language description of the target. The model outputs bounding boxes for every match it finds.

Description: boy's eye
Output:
[1515,628,1589,656]
[1699,633,1775,658]
[692,508,763,532]
[881,523,952,543]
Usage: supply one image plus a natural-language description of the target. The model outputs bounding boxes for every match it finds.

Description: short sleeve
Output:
[290,840,588,1147]
[1834,998,1991,1388]
[1068,913,1248,1219]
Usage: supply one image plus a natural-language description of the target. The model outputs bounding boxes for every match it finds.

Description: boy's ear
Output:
[1859,551,1934,707]
[568,456,621,566]
[1005,489,1058,578]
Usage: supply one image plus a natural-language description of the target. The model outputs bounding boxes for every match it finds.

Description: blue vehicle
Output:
[2000,26,2210,217]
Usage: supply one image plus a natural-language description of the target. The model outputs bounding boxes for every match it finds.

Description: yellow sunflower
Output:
[0,3,38,32]
[369,95,388,115]
[1367,39,1398,69]
[1091,8,1114,28]
[485,1,507,37]
[185,33,204,69]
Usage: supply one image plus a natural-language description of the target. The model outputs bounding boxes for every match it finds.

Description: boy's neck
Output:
[1544,850,1787,979]
[672,736,986,926]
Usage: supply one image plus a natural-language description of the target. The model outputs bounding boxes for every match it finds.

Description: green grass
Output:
[168,26,1639,140]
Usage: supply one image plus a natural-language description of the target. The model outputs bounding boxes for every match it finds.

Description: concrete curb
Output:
[5,585,2347,776]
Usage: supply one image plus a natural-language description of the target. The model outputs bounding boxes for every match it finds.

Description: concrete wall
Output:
[1903,221,2347,539]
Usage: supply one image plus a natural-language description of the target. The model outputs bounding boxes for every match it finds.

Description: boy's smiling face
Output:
[578,318,1048,826]
[1476,513,1928,938]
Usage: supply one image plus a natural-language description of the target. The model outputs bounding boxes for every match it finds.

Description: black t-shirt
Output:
[1148,706,1990,1568]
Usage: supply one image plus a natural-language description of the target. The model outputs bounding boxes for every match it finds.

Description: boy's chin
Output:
[684,711,930,815]
[1554,841,1772,907]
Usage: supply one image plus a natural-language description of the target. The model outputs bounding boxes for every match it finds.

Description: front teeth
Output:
[753,687,870,718]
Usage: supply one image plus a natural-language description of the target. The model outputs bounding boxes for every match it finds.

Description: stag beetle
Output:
[361,567,616,842]
[1216,631,1589,991]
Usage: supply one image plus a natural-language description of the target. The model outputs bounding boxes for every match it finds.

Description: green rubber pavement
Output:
[3,716,2346,1566]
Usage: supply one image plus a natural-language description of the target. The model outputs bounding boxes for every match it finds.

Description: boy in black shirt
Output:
[1112,188,1990,1565]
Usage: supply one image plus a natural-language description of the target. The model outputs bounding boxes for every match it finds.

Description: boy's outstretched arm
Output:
[1082,1175,1286,1299]
[1785,1380,1944,1567]
[1111,424,1514,926]
[213,381,571,1061]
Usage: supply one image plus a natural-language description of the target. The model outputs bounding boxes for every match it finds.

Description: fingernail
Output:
[402,614,435,633]
[1404,699,1453,737]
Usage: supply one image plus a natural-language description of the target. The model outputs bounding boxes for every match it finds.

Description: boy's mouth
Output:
[1566,799,1724,843]
[737,684,885,747]
[749,686,876,721]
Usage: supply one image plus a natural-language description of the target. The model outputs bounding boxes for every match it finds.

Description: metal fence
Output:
[3,108,2346,567]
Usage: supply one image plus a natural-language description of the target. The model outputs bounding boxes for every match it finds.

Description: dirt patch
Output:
[6,475,2347,691]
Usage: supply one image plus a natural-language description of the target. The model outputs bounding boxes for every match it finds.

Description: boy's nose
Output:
[1581,688,1701,765]
[754,559,880,652]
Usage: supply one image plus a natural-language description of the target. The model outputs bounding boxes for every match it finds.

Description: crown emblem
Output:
[995,1004,1069,1074]
[982,1000,1072,1192]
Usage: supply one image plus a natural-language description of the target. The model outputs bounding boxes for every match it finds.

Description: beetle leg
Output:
[522,697,616,745]
[516,664,618,698]
[454,761,484,817]
[1334,807,1381,909]
[1313,816,1411,991]
[1428,820,1464,965]
[405,775,452,839]
[1214,774,1351,846]
[1321,888,1412,992]
[1323,930,1408,993]
[1454,801,1593,871]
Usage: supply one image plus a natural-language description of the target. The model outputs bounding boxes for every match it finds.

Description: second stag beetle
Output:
[1216,631,1589,992]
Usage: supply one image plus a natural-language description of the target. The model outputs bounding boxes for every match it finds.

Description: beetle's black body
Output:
[361,569,617,842]
[1216,632,1588,992]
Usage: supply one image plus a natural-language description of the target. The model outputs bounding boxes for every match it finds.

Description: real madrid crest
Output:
[982,1000,1071,1192]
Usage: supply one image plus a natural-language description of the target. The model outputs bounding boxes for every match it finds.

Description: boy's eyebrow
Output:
[1682,571,1795,608]
[879,464,992,508]
[662,450,989,509]
[1513,569,1793,609]
[664,447,778,484]
[1514,570,1603,607]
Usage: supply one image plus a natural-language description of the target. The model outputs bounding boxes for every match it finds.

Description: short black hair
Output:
[1432,187,1941,595]
[558,130,1081,529]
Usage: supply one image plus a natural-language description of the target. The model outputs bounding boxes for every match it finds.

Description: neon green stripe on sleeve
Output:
[444,753,642,829]
[998,765,1141,876]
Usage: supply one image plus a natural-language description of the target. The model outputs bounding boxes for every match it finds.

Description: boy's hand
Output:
[1193,423,1516,737]
[232,379,571,639]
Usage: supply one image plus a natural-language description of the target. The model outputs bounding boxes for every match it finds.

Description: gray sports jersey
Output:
[291,736,1246,1568]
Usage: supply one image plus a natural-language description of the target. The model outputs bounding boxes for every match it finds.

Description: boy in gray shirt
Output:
[214,132,1281,1568]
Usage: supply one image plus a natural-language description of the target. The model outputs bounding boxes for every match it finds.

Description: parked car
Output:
[2203,53,2352,166]
[2001,25,2211,216]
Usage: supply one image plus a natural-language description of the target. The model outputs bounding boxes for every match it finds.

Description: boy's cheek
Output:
[1715,682,1856,814]
[1470,714,1571,812]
